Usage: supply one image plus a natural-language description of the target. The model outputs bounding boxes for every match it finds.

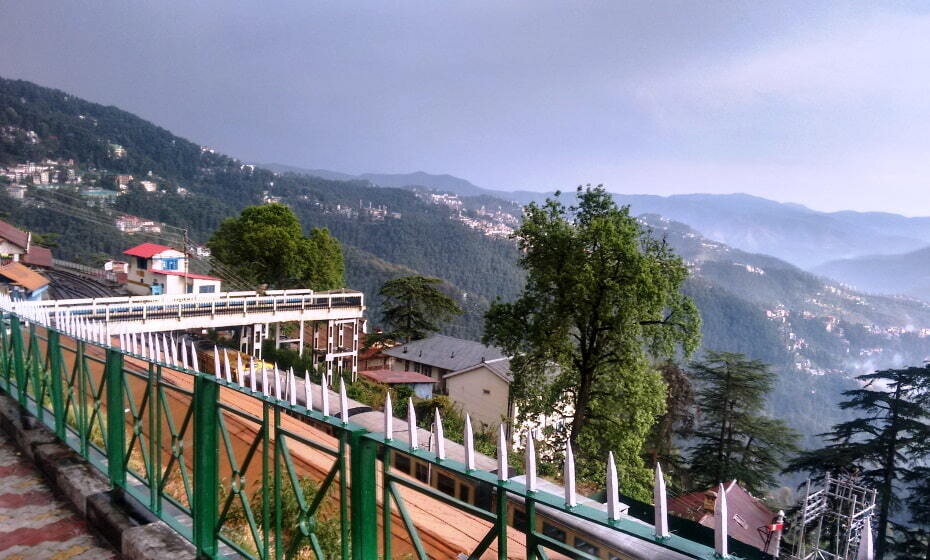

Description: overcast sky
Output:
[2,1,930,214]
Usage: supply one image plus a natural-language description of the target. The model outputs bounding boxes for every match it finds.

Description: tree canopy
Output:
[378,275,462,342]
[785,365,930,560]
[484,186,701,500]
[207,203,344,290]
[686,351,798,495]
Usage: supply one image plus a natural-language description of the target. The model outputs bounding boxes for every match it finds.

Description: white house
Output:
[123,243,222,296]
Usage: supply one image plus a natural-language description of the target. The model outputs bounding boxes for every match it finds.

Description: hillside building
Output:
[0,220,53,268]
[123,242,221,296]
[0,262,49,301]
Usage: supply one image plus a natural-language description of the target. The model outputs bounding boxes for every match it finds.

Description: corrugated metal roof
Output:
[123,243,177,258]
[0,220,29,250]
[359,369,437,384]
[22,245,52,268]
[668,480,776,552]
[382,334,506,372]
[0,262,49,292]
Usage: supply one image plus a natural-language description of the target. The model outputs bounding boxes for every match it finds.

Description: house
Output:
[668,480,782,555]
[358,369,437,399]
[5,184,26,199]
[123,243,222,296]
[444,358,512,429]
[0,262,49,300]
[115,175,134,190]
[382,334,507,389]
[0,220,53,267]
[139,180,157,192]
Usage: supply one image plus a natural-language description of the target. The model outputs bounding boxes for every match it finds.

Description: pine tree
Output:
[785,366,930,560]
[379,275,462,342]
[687,351,798,495]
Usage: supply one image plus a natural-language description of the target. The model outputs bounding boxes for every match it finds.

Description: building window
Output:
[422,365,432,377]
[162,258,179,270]
[137,257,148,270]
[543,523,566,543]
[458,484,471,503]
[393,454,411,474]
[512,507,527,528]
[414,462,429,483]
[437,474,456,497]
[199,285,216,293]
[572,537,599,556]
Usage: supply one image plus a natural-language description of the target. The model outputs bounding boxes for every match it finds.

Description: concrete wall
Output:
[444,365,509,429]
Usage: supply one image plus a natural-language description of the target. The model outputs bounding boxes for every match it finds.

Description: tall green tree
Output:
[786,366,930,560]
[379,275,462,342]
[687,351,798,495]
[484,186,701,500]
[643,361,695,490]
[208,203,344,290]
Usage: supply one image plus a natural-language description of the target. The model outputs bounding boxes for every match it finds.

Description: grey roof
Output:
[445,358,512,382]
[382,334,506,372]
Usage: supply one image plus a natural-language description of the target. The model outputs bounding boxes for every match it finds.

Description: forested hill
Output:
[7,75,930,447]
[0,76,524,338]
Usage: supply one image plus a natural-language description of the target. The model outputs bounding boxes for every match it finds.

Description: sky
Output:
[2,1,930,215]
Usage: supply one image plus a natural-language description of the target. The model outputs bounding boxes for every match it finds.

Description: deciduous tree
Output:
[484,186,700,500]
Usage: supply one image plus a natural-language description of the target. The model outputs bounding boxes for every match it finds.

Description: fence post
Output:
[10,315,26,407]
[47,330,66,439]
[105,348,126,489]
[192,373,219,558]
[350,432,378,560]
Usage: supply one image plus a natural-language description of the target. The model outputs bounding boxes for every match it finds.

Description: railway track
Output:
[46,268,122,299]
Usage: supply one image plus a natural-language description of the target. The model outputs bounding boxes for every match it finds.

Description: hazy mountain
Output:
[813,246,930,301]
[261,163,547,204]
[612,193,930,269]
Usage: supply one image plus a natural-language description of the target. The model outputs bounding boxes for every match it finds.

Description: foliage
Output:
[785,365,930,560]
[378,275,462,342]
[687,351,799,495]
[208,204,344,290]
[643,361,695,491]
[484,186,701,500]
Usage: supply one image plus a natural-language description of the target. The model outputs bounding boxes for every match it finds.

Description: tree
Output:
[643,361,695,490]
[687,351,798,495]
[785,366,930,560]
[207,204,344,290]
[484,186,701,500]
[379,275,462,342]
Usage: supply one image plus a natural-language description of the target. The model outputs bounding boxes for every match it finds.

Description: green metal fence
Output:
[0,310,758,560]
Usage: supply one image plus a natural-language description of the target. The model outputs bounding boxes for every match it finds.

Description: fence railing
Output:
[0,309,765,560]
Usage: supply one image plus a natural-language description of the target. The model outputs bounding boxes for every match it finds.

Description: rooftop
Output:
[0,220,29,249]
[150,269,221,281]
[0,262,50,292]
[22,245,52,268]
[123,243,178,258]
[668,480,776,553]
[382,334,506,372]
[359,368,437,385]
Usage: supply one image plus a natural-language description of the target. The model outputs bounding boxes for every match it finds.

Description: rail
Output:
[0,309,761,560]
[53,258,119,284]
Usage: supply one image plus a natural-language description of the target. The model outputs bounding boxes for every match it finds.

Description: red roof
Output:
[359,369,437,385]
[150,269,221,281]
[668,480,777,553]
[123,243,177,258]
[0,220,29,249]
[22,245,52,268]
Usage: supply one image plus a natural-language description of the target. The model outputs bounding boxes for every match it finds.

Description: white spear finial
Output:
[288,368,297,406]
[181,338,189,369]
[607,451,621,521]
[714,483,728,557]
[190,341,199,372]
[857,516,874,560]
[237,354,245,386]
[565,441,577,507]
[161,334,171,364]
[464,414,475,470]
[213,346,221,377]
[304,374,312,410]
[434,409,446,459]
[261,363,270,396]
[526,431,537,492]
[274,363,282,400]
[339,377,349,424]
[249,357,257,391]
[654,463,669,538]
[321,381,330,416]
[497,425,509,481]
[224,350,233,382]
[119,332,126,350]
[384,392,393,440]
[407,398,418,449]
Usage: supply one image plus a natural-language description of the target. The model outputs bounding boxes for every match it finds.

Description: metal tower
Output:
[786,473,877,560]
